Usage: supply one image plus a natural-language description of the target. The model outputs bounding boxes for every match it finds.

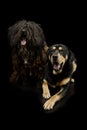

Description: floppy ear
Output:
[8,25,15,47]
[47,47,51,57]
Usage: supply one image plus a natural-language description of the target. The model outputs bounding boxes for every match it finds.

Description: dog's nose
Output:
[53,56,58,61]
[55,50,59,54]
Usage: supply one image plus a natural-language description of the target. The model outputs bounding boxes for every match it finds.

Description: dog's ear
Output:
[47,47,51,56]
[8,26,14,47]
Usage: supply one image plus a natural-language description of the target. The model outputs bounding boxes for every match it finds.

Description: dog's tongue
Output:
[53,64,60,70]
[21,39,26,45]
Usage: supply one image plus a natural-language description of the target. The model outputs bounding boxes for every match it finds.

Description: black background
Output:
[0,1,85,129]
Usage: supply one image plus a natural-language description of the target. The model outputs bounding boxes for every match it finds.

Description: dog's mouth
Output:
[53,62,63,72]
[21,38,27,46]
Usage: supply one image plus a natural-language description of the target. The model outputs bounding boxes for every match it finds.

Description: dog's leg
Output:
[43,78,75,110]
[42,79,51,99]
[57,77,71,86]
[43,87,65,110]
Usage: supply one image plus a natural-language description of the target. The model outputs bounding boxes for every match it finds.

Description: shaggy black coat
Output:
[8,20,48,85]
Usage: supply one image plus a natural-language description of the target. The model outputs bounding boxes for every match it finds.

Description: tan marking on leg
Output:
[43,89,63,110]
[42,79,51,99]
[58,77,70,86]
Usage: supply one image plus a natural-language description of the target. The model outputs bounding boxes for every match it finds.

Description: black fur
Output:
[41,44,77,112]
[45,45,77,85]
[8,19,48,86]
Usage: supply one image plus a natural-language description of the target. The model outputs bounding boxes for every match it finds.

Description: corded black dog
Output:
[8,19,48,86]
[42,44,77,111]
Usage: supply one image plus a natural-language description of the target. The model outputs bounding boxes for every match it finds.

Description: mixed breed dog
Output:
[8,19,77,111]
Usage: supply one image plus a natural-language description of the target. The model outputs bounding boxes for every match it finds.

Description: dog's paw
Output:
[43,98,55,110]
[42,90,51,99]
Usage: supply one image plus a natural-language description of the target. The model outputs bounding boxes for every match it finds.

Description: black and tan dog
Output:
[42,44,77,110]
[8,19,48,85]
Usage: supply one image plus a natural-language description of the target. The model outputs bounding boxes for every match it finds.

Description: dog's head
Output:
[8,20,47,66]
[47,44,69,75]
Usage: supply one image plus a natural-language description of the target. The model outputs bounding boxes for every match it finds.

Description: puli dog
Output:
[8,19,48,86]
[41,44,77,111]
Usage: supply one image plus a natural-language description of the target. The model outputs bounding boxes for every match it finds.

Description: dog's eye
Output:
[59,49,63,53]
[59,49,63,52]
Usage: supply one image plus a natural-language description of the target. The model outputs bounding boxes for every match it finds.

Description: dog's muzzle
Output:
[52,55,63,72]
[20,30,27,46]
[53,62,63,71]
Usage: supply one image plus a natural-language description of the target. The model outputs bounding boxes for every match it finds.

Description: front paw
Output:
[43,98,55,110]
[43,90,51,99]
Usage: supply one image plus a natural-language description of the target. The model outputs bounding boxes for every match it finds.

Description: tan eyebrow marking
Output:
[58,46,63,50]
[52,46,56,50]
